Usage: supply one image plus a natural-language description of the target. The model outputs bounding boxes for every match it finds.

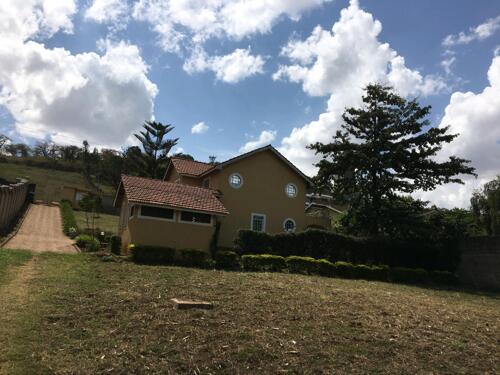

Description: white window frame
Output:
[250,213,266,232]
[283,218,296,232]
[128,204,134,221]
[285,183,298,198]
[228,173,243,189]
[138,205,176,222]
[179,210,214,226]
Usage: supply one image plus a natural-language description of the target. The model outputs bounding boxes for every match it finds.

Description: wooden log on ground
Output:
[171,298,213,310]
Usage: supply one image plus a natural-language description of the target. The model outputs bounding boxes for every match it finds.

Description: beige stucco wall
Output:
[207,150,308,247]
[124,204,215,251]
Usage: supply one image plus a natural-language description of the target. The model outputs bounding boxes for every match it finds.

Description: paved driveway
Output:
[2,204,77,253]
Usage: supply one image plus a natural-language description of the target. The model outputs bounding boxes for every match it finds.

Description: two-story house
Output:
[114,145,314,252]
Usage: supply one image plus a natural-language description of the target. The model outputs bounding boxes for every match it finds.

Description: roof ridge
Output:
[122,175,217,194]
[171,157,211,166]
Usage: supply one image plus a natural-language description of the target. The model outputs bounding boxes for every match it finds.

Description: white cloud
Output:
[239,130,277,153]
[441,56,456,75]
[443,15,500,47]
[191,121,209,134]
[416,56,500,208]
[184,47,265,83]
[0,0,77,42]
[0,38,157,148]
[85,0,129,27]
[274,0,446,176]
[132,0,330,53]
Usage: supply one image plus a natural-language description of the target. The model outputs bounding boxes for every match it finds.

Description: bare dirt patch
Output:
[3,204,76,253]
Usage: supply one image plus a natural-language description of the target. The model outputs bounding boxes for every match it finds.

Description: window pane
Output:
[252,215,265,232]
[140,206,174,219]
[284,219,296,232]
[286,184,297,197]
[229,173,242,188]
[180,211,211,224]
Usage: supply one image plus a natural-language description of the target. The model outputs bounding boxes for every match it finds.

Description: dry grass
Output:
[1,250,499,374]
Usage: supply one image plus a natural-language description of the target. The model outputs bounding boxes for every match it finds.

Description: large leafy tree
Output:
[310,84,476,236]
[134,121,179,179]
[471,176,500,236]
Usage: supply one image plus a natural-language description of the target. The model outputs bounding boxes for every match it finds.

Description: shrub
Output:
[234,230,273,254]
[241,254,286,272]
[215,250,240,270]
[74,234,100,252]
[109,235,121,255]
[429,270,459,285]
[368,265,389,281]
[333,261,354,278]
[285,256,318,274]
[389,267,429,284]
[177,249,211,268]
[131,246,175,265]
[316,259,336,277]
[351,264,389,281]
[60,200,78,237]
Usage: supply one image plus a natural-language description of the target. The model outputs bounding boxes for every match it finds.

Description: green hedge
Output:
[241,254,286,272]
[234,229,460,272]
[215,250,240,270]
[131,246,176,265]
[60,200,78,238]
[429,270,459,285]
[177,248,211,268]
[285,256,318,274]
[389,267,429,284]
[74,234,100,252]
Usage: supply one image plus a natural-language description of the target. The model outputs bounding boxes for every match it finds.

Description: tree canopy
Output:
[310,84,476,236]
[471,176,500,236]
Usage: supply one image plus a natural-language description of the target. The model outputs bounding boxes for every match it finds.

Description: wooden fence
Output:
[0,180,29,233]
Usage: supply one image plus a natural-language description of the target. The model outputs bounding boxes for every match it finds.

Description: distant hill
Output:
[0,163,115,203]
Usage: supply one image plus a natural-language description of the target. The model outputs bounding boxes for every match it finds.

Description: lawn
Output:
[0,162,116,203]
[0,249,498,374]
[74,210,119,234]
[0,249,32,286]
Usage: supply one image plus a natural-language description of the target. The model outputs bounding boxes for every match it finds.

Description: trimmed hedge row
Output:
[131,246,212,268]
[234,229,460,272]
[241,254,458,286]
[60,200,78,238]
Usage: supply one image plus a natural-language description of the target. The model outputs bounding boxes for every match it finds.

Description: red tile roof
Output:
[120,175,228,215]
[170,158,214,176]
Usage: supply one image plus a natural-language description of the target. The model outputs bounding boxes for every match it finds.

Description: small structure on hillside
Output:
[305,193,344,230]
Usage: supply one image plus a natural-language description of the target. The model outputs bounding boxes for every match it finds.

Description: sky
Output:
[0,0,499,209]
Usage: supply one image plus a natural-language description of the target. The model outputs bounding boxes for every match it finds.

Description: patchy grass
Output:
[74,210,119,234]
[1,250,499,374]
[0,163,116,202]
[0,249,33,286]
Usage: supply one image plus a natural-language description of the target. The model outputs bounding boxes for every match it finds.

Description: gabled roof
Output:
[115,175,228,215]
[200,145,313,186]
[165,158,214,178]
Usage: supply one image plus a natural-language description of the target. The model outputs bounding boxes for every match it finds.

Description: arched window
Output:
[283,218,296,232]
[285,183,297,198]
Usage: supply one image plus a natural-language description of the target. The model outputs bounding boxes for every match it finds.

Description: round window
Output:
[228,173,243,188]
[285,183,297,198]
[283,218,296,232]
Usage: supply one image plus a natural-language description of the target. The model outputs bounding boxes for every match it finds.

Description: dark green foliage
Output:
[215,251,240,270]
[429,270,459,285]
[74,234,100,252]
[241,254,286,272]
[471,176,500,236]
[210,220,221,259]
[389,267,429,284]
[235,229,460,271]
[309,84,475,237]
[316,259,336,277]
[177,249,211,268]
[133,121,179,179]
[368,265,389,281]
[333,261,354,278]
[285,256,318,274]
[60,200,78,237]
[131,246,176,265]
[109,235,121,255]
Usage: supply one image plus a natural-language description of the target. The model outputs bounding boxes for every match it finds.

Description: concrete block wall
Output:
[0,181,29,233]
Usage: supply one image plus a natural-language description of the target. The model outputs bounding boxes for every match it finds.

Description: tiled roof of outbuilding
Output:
[170,158,214,176]
[119,175,228,215]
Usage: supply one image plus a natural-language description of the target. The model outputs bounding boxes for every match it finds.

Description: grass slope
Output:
[74,210,119,234]
[0,163,115,202]
[1,250,499,374]
[0,249,32,286]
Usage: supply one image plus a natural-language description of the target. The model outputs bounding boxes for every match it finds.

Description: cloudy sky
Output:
[0,0,499,208]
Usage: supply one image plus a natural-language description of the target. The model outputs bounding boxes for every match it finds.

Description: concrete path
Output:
[2,204,76,253]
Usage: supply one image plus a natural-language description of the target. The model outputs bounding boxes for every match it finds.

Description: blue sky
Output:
[0,0,499,207]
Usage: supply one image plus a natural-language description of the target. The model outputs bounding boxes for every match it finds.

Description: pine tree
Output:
[134,121,179,179]
[309,84,476,236]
